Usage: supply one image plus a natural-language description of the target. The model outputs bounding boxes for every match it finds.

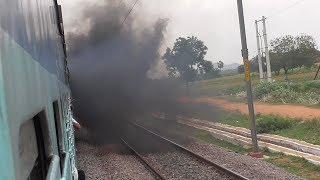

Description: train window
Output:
[53,100,64,172]
[28,111,50,180]
[18,119,38,180]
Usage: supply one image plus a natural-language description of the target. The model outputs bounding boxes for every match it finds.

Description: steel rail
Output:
[120,138,166,180]
[129,122,249,180]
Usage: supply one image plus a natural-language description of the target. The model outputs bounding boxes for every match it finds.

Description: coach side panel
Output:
[0,0,75,180]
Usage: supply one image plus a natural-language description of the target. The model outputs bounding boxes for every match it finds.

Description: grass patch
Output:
[141,114,320,179]
[178,103,250,129]
[255,116,320,145]
[190,67,316,98]
[189,74,250,97]
[182,103,320,146]
[213,109,320,146]
[275,119,320,145]
[307,103,320,109]
[256,115,295,134]
[254,81,320,105]
[215,111,250,129]
[195,131,249,154]
[196,131,320,179]
[224,86,246,95]
[266,153,320,179]
[220,95,246,103]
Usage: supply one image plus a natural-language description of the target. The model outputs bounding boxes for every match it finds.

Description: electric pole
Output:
[262,16,272,82]
[237,0,259,152]
[255,20,264,82]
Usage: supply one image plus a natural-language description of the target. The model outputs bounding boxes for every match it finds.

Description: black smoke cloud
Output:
[68,0,182,142]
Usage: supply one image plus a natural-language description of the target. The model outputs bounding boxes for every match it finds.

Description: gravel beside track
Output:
[186,140,300,180]
[76,141,156,180]
[142,150,235,180]
[127,123,241,180]
[138,118,301,180]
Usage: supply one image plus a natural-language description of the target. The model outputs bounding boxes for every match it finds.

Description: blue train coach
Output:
[0,0,81,179]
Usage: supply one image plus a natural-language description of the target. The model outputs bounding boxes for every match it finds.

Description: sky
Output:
[59,0,320,65]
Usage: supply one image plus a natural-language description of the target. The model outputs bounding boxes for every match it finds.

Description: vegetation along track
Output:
[122,122,248,180]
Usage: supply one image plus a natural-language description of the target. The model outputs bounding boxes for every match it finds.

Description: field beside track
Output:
[190,67,318,98]
[183,68,320,156]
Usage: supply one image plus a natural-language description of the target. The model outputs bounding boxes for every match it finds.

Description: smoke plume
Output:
[68,0,181,142]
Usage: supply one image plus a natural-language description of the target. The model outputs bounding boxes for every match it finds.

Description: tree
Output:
[217,61,224,70]
[200,60,214,74]
[270,52,282,75]
[163,36,209,83]
[294,34,319,68]
[270,34,320,78]
[270,35,295,75]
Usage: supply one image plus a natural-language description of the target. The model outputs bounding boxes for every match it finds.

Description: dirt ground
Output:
[190,97,320,120]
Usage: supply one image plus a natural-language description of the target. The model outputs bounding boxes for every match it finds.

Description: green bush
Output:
[305,119,320,130]
[254,81,320,105]
[302,81,320,92]
[270,86,299,102]
[257,116,295,134]
[254,82,278,99]
[287,81,320,92]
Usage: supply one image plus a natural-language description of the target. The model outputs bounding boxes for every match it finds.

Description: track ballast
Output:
[122,122,249,180]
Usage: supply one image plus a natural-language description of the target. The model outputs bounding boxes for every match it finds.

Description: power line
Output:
[253,0,309,57]
[121,0,139,27]
[269,0,308,19]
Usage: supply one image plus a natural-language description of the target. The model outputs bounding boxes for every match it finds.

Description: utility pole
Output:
[255,20,264,82]
[314,65,320,80]
[262,16,272,82]
[237,0,259,153]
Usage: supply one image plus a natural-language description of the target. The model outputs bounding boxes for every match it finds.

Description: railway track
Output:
[121,138,166,180]
[122,122,249,180]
